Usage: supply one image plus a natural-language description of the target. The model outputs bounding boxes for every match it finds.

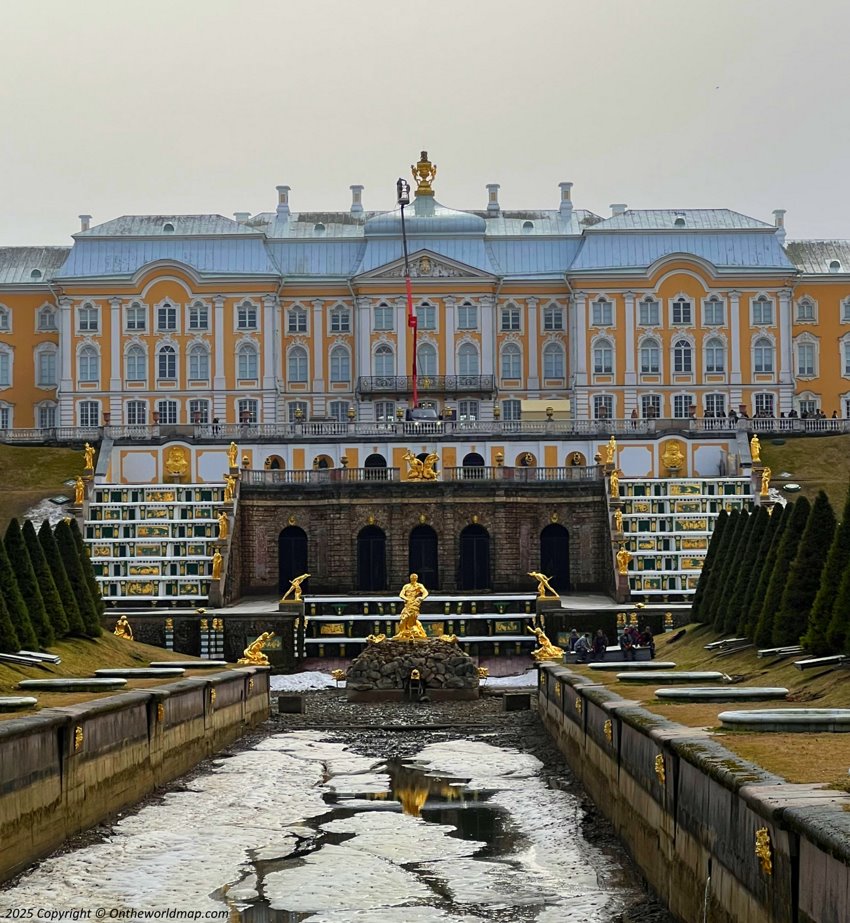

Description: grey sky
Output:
[1,0,848,245]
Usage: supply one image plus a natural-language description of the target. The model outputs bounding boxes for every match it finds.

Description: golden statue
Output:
[605,435,617,465]
[238,631,274,666]
[613,508,623,532]
[113,615,133,640]
[211,549,223,580]
[750,434,761,463]
[223,473,237,502]
[74,476,86,506]
[616,544,633,575]
[404,450,439,481]
[217,511,229,540]
[662,441,685,470]
[366,633,386,644]
[164,445,189,478]
[411,150,437,196]
[281,573,310,602]
[761,467,771,497]
[528,626,564,662]
[227,442,239,469]
[609,468,620,497]
[392,573,429,641]
[528,571,559,599]
[83,442,95,469]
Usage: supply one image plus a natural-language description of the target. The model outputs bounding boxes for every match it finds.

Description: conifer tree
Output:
[724,506,769,635]
[738,504,785,638]
[0,530,38,650]
[691,510,728,623]
[701,510,740,627]
[827,557,850,655]
[4,519,54,647]
[54,520,101,638]
[712,510,750,632]
[69,519,104,624]
[748,503,790,642]
[0,589,20,653]
[803,484,850,655]
[39,520,85,636]
[753,496,811,648]
[774,491,836,647]
[23,519,69,639]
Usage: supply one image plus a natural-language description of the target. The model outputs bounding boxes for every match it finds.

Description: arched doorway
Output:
[409,525,439,589]
[357,526,387,591]
[462,451,485,480]
[458,524,491,590]
[364,453,388,481]
[278,526,308,594]
[540,523,570,593]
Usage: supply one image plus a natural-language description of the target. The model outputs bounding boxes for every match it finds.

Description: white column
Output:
[480,295,495,382]
[261,295,277,422]
[108,297,122,422]
[778,288,793,385]
[356,296,371,385]
[572,292,589,419]
[526,297,539,391]
[212,295,227,422]
[623,292,636,386]
[444,296,456,376]
[311,299,325,415]
[58,296,74,426]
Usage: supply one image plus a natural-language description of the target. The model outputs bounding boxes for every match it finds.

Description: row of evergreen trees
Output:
[0,518,104,653]
[692,486,850,655]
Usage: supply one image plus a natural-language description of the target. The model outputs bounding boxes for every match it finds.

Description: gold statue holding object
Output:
[281,573,310,602]
[750,434,761,462]
[616,544,633,575]
[223,473,237,503]
[217,511,229,540]
[528,571,559,599]
[411,150,437,196]
[528,626,564,662]
[613,508,623,532]
[609,468,620,497]
[761,467,771,497]
[113,615,133,640]
[392,573,429,641]
[211,549,223,580]
[238,631,274,666]
[404,450,439,481]
[227,442,239,469]
[605,435,617,465]
[74,476,86,506]
[83,442,95,470]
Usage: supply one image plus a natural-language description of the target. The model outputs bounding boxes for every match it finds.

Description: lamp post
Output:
[396,177,418,410]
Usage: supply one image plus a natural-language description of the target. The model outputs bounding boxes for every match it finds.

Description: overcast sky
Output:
[1,0,847,245]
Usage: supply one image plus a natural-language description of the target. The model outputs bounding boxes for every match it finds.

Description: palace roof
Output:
[785,240,850,274]
[589,209,774,231]
[0,247,71,285]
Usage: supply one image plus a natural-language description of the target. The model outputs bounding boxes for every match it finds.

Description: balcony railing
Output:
[356,375,497,395]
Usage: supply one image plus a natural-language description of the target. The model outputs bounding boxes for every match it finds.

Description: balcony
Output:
[356,375,497,396]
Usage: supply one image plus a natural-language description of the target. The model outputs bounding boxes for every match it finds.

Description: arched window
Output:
[672,297,692,325]
[79,346,99,383]
[329,345,350,382]
[543,342,565,378]
[704,337,725,374]
[593,339,613,374]
[458,342,479,376]
[329,305,350,333]
[673,339,693,373]
[36,345,57,387]
[37,306,57,331]
[288,346,308,382]
[754,337,774,373]
[591,298,613,326]
[639,297,659,326]
[288,305,307,333]
[188,344,209,381]
[639,338,660,374]
[752,295,774,326]
[374,302,393,331]
[374,344,394,376]
[703,296,724,326]
[417,342,437,376]
[238,343,259,380]
[157,344,176,380]
[126,345,146,381]
[501,343,521,379]
[797,298,815,322]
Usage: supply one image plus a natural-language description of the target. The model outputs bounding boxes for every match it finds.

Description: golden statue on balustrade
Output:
[392,573,429,641]
[238,631,275,666]
[528,626,564,662]
[616,544,633,575]
[113,615,133,640]
[217,511,229,540]
[411,150,437,196]
[750,434,762,463]
[74,476,86,506]
[227,442,239,469]
[404,450,439,481]
[83,442,95,470]
[211,549,223,580]
[223,473,237,502]
[609,468,621,497]
[528,571,559,599]
[613,508,623,532]
[605,435,617,465]
[761,467,771,497]
[281,573,310,603]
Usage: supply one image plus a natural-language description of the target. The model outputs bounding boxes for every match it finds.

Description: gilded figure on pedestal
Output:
[74,476,86,506]
[616,544,633,575]
[393,573,429,641]
[528,571,559,599]
[238,632,274,666]
[281,573,310,602]
[211,549,223,580]
[605,435,617,465]
[761,467,771,497]
[83,442,95,470]
[227,442,239,469]
[217,511,229,540]
[113,615,133,640]
[528,626,564,661]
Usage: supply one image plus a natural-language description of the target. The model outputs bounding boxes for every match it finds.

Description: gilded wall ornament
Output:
[755,827,773,875]
[74,725,84,752]
[603,720,613,743]
[655,753,666,785]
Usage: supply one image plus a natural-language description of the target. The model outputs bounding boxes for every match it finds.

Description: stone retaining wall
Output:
[0,668,270,883]
[538,663,850,923]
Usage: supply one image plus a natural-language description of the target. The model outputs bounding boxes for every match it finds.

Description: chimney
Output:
[610,203,627,217]
[486,183,501,216]
[233,212,251,223]
[559,182,573,220]
[79,214,92,232]
[773,209,787,245]
[276,185,291,218]
[350,184,364,216]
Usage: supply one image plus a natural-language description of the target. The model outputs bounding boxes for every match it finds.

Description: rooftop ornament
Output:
[411,150,437,197]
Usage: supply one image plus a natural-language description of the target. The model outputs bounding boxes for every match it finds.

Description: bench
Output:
[704,638,749,651]
[793,655,847,671]
[0,652,45,666]
[757,646,804,660]
[18,650,61,664]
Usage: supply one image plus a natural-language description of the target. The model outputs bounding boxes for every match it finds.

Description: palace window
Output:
[752,295,774,326]
[704,393,726,417]
[593,339,613,374]
[188,302,209,331]
[37,402,57,429]
[673,339,693,373]
[329,345,350,383]
[500,303,521,331]
[375,401,395,423]
[458,301,478,330]
[126,346,146,382]
[374,302,393,331]
[157,400,178,425]
[288,306,307,333]
[458,342,480,376]
[238,398,258,423]
[591,298,613,326]
[641,394,661,419]
[842,298,850,323]
[417,302,436,331]
[797,298,815,322]
[0,306,10,332]
[329,401,350,422]
[844,342,850,375]
[126,302,146,332]
[188,344,209,381]
[501,343,521,379]
[543,342,565,378]
[673,394,696,418]
[288,346,308,383]
[593,395,614,419]
[754,337,774,373]
[288,401,308,423]
[156,303,177,332]
[126,400,147,425]
[704,338,726,374]
[672,298,692,325]
[237,302,258,330]
[329,305,351,333]
[36,347,57,387]
[78,303,98,333]
[417,342,437,376]
[703,296,724,326]
[543,303,564,330]
[799,398,818,416]
[79,401,99,427]
[157,345,177,380]
[79,346,99,383]
[458,400,479,421]
[797,341,816,377]
[0,404,10,429]
[639,339,660,374]
[238,343,259,380]
[37,307,57,331]
[754,393,775,416]
[502,398,521,421]
[639,297,659,327]
[0,349,10,387]
[374,344,394,377]
[188,399,210,424]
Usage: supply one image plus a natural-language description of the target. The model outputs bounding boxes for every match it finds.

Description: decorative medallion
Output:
[74,725,84,752]
[655,753,666,785]
[288,514,298,526]
[367,515,376,525]
[755,828,773,876]
[419,513,427,524]
[603,720,613,743]
[156,702,165,723]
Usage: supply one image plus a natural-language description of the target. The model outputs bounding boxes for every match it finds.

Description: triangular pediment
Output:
[356,249,495,282]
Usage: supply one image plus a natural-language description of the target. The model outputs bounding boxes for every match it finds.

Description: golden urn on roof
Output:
[412,151,437,196]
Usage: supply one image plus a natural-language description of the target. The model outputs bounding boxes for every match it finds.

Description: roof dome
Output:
[365,197,485,237]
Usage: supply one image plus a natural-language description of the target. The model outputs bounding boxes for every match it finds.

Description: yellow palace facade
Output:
[0,155,849,467]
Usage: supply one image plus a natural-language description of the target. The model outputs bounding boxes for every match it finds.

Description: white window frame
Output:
[702,296,725,326]
[754,393,775,416]
[36,305,57,332]
[639,337,660,374]
[125,301,147,333]
[373,302,394,331]
[641,394,662,419]
[157,344,177,381]
[751,294,775,327]
[457,301,478,330]
[593,394,614,419]
[37,401,57,429]
[125,345,147,383]
[500,303,521,332]
[671,297,693,326]
[288,305,308,334]
[417,342,437,377]
[673,338,693,374]
[329,304,351,333]
[638,297,660,327]
[500,343,521,380]
[704,337,726,374]
[188,344,210,382]
[155,301,178,334]
[673,393,696,419]
[753,336,775,374]
[78,345,99,384]
[329,400,350,422]
[591,298,613,326]
[704,393,726,417]
[288,346,309,383]
[35,344,57,387]
[457,342,480,376]
[236,300,259,332]
[78,400,100,427]
[796,297,817,323]
[237,398,259,424]
[416,302,437,331]
[543,303,564,331]
[188,399,210,424]
[329,345,350,383]
[796,338,817,378]
[126,400,147,425]
[237,343,259,381]
[593,338,614,375]
[542,342,565,379]
[0,346,12,388]
[156,399,178,425]
[502,398,521,421]
[188,301,210,332]
[77,302,99,334]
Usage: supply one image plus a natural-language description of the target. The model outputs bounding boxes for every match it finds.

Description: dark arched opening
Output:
[462,451,486,480]
[278,526,308,594]
[357,526,387,591]
[458,524,491,590]
[409,525,439,589]
[540,523,570,593]
[364,453,388,481]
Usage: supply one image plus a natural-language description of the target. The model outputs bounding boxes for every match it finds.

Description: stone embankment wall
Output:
[0,669,270,883]
[538,663,850,923]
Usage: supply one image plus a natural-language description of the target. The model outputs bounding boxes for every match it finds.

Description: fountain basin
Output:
[95,668,186,679]
[18,678,127,692]
[718,708,850,732]
[0,696,37,711]
[617,671,727,684]
[655,687,788,701]
[589,661,676,671]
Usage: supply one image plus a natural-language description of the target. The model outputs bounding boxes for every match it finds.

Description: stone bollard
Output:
[277,694,305,714]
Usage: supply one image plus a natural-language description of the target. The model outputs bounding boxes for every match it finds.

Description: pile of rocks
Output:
[346,639,479,701]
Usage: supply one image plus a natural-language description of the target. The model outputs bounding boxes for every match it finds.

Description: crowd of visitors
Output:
[566,625,655,663]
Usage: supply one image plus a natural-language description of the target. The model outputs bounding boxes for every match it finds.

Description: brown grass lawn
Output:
[760,434,850,510]
[0,444,82,531]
